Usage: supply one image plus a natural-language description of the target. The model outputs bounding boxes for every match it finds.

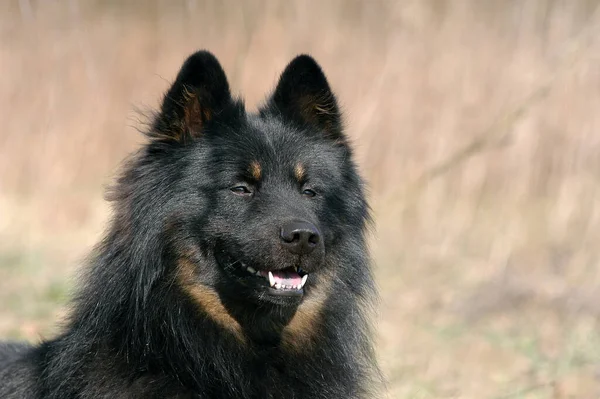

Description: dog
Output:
[0,51,380,398]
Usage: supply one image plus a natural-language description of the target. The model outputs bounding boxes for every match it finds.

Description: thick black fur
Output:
[0,51,380,398]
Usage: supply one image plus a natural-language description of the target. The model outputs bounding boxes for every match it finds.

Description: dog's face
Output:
[148,52,367,310]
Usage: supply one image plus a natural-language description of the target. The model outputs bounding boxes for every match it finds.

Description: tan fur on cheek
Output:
[282,271,334,351]
[176,259,245,343]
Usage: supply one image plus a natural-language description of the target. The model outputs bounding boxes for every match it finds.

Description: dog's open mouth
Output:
[216,249,311,298]
[238,262,308,296]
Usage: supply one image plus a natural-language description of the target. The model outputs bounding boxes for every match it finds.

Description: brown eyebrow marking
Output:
[294,163,305,182]
[249,161,262,180]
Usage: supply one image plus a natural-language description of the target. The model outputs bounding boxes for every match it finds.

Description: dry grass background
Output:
[1,1,600,397]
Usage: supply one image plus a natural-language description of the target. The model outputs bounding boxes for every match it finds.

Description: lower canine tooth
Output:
[268,272,275,287]
[247,266,256,273]
[301,274,308,287]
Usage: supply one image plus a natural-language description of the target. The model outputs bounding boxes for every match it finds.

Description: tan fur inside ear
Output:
[297,92,338,136]
[181,86,210,141]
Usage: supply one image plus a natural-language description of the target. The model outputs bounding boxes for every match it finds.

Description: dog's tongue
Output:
[270,270,302,286]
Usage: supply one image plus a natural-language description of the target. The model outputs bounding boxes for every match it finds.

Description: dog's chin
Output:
[257,288,304,307]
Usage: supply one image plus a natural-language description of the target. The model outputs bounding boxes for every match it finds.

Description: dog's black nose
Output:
[280,221,320,255]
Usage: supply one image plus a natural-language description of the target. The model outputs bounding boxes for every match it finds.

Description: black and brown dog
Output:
[0,51,381,398]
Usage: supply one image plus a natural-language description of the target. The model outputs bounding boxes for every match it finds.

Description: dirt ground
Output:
[1,1,600,397]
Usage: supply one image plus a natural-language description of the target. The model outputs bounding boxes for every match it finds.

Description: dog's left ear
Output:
[265,55,343,140]
[152,51,232,144]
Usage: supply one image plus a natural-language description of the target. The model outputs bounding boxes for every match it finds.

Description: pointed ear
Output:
[152,51,231,143]
[266,55,343,140]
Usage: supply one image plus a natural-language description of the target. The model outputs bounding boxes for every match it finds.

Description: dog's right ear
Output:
[152,51,232,144]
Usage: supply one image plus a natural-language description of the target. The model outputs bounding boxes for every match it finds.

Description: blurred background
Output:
[1,1,600,397]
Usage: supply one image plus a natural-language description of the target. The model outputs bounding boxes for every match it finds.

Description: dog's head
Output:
[125,52,369,321]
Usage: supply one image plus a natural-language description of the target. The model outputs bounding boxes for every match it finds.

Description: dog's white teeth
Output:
[247,266,256,274]
[255,270,261,276]
[268,271,275,287]
[300,274,308,288]
[266,271,308,290]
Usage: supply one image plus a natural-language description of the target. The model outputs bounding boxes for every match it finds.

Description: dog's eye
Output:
[302,189,317,198]
[230,185,252,196]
